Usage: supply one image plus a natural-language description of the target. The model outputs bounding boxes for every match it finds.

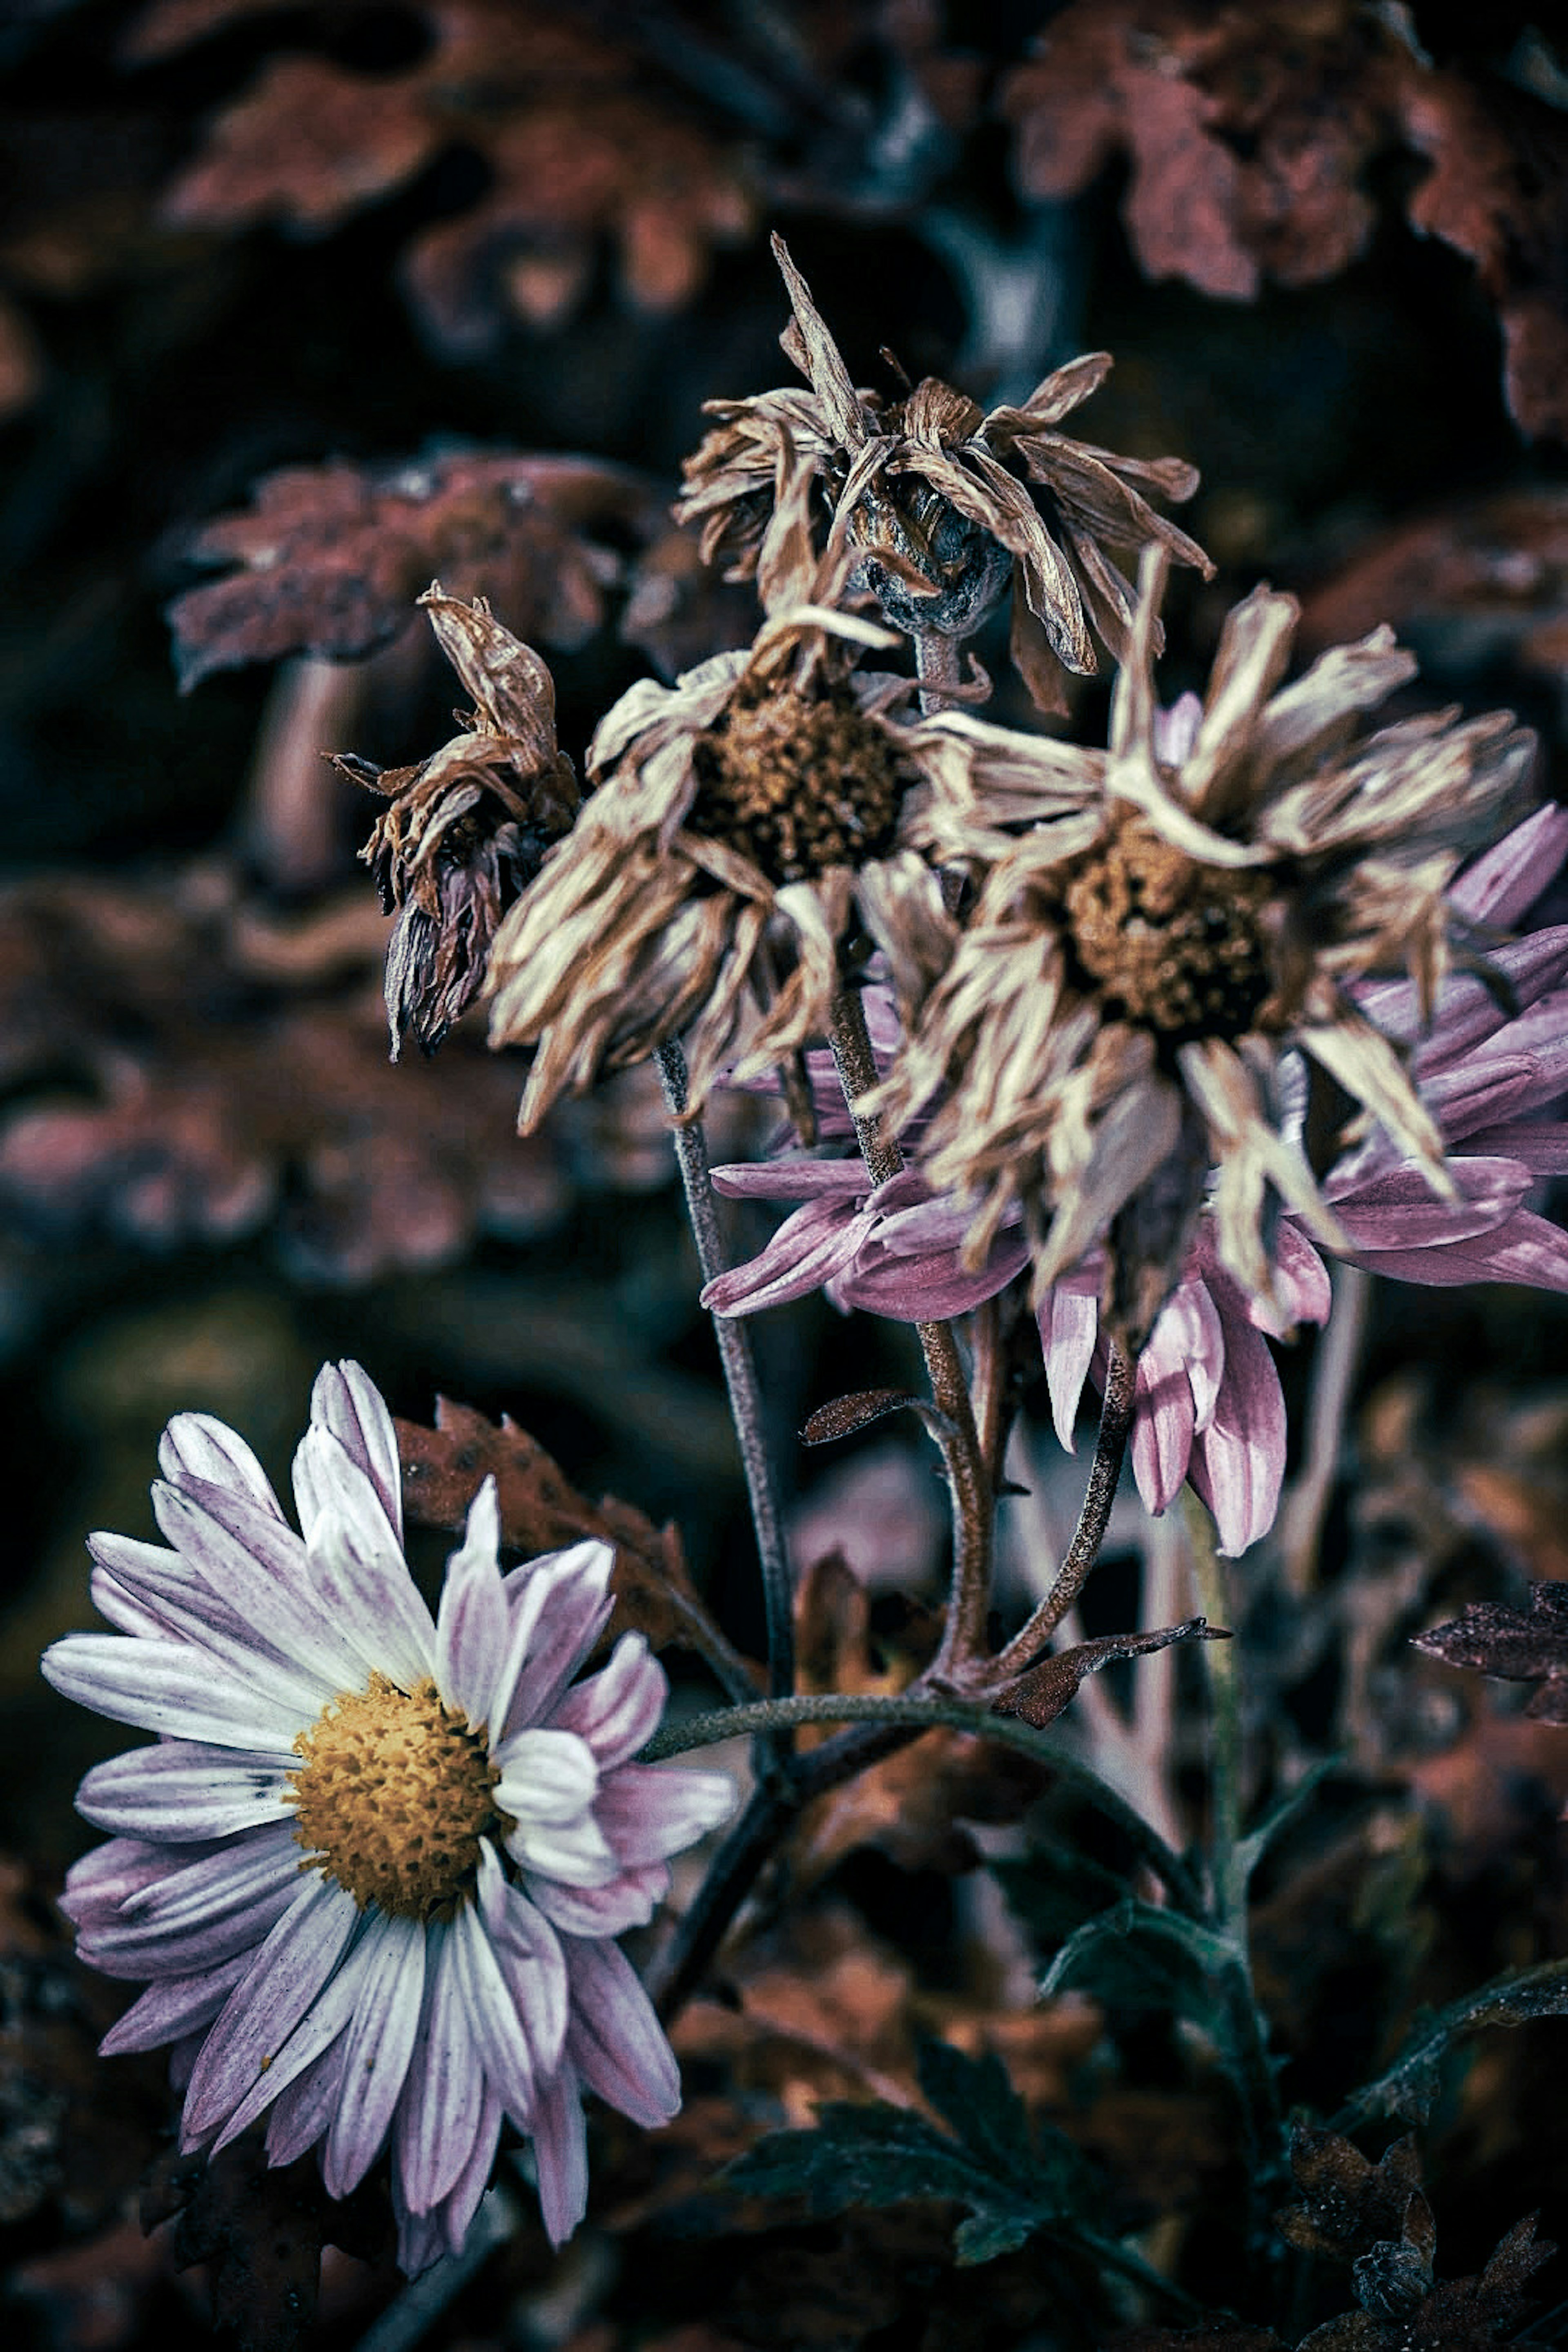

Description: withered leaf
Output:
[142,2134,388,2352]
[137,0,753,348]
[1275,2127,1424,2263]
[1296,2212,1555,2351]
[396,1396,755,1673]
[800,1389,919,1446]
[1346,1955,1568,2123]
[1414,1582,1568,1726]
[169,450,664,690]
[993,1616,1225,1731]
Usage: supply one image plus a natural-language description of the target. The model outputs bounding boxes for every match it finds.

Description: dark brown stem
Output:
[825,989,993,1667]
[984,1343,1136,1684]
[655,1040,794,1703]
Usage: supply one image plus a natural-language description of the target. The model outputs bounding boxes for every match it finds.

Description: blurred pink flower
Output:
[705,807,1568,1555]
[43,1363,733,2270]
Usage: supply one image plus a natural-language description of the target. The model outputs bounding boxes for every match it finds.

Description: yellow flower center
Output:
[689,684,913,884]
[287,1673,506,1918]
[1058,809,1275,1044]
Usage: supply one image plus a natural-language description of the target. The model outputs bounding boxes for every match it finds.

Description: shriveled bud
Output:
[345,586,579,1056]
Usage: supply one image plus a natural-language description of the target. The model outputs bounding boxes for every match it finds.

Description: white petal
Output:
[493,1729,599,1826]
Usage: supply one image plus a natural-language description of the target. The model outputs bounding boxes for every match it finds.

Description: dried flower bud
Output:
[345,586,579,1056]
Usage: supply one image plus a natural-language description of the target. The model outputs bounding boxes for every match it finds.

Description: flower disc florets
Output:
[689,681,916,885]
[1055,807,1276,1046]
[289,1671,506,1918]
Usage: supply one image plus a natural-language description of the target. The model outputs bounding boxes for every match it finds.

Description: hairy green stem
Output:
[825,988,993,1665]
[655,1040,794,1703]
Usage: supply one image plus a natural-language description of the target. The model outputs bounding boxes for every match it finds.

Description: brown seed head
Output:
[1055,807,1275,1046]
[287,1671,506,1918]
[688,683,914,885]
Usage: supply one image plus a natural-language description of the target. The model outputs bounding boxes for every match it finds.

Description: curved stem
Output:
[825,989,993,1667]
[643,1688,1202,1911]
[655,1040,794,1703]
[987,1343,1136,1682]
[648,1778,793,2020]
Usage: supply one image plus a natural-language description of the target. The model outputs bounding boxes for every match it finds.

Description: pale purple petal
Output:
[323,1913,426,2197]
[563,1936,681,2129]
[709,1158,870,1200]
[1332,1158,1530,1250]
[493,1728,599,1827]
[265,2034,352,2167]
[62,1835,188,1920]
[1355,1207,1568,1290]
[1363,931,1568,1057]
[1463,1121,1568,1174]
[1129,1319,1198,1517]
[476,1846,569,2079]
[99,1947,254,2056]
[299,1431,437,1690]
[529,1864,668,1936]
[310,1361,404,1544]
[159,1413,286,1520]
[1409,1053,1537,1146]
[42,1635,304,1753]
[1186,1285,1288,1557]
[834,1231,1028,1319]
[532,2065,588,2247]
[593,1763,736,1865]
[1039,1279,1100,1451]
[502,1545,615,1735]
[433,1478,508,1726]
[505,1804,618,1889]
[148,1484,357,1702]
[549,1634,666,1770]
[1154,690,1205,768]
[703,1199,878,1315]
[206,1922,384,2152]
[394,2200,447,2280]
[450,1893,538,2125]
[1265,1226,1333,1333]
[76,1743,292,1841]
[82,1825,306,1978]
[436,2086,501,2256]
[394,1922,490,2212]
[180,1874,360,2137]
[1450,804,1568,924]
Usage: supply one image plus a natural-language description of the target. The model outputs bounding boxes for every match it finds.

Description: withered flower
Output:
[881,549,1539,1344]
[483,453,964,1127]
[345,586,579,1056]
[676,234,1213,711]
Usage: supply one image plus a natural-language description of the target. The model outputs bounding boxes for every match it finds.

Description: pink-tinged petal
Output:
[205,1923,383,2153]
[82,1827,305,1979]
[1154,690,1205,767]
[703,1200,878,1315]
[62,1835,190,1921]
[1038,1281,1100,1451]
[1147,1278,1226,1431]
[89,1564,203,1643]
[150,1483,358,1702]
[593,1763,736,1865]
[42,1635,303,1753]
[502,1546,615,1736]
[77,1743,291,1841]
[550,1634,666,1770]
[450,1893,539,2126]
[835,1232,1028,1319]
[1355,1207,1568,1291]
[301,1440,437,1692]
[322,1913,426,2198]
[532,2065,588,2247]
[158,1413,286,1520]
[529,1864,668,1936]
[563,1936,680,2129]
[1265,1227,1332,1333]
[394,2200,447,2280]
[436,2084,501,2257]
[1130,1318,1198,1517]
[494,1729,599,1827]
[477,1847,568,2078]
[98,1947,254,2056]
[1411,1053,1537,1145]
[1463,1121,1568,1174]
[433,1479,508,1726]
[709,1158,870,1200]
[180,1874,359,2136]
[168,2031,205,2093]
[1185,1289,1288,1557]
[506,1804,618,1889]
[1498,1020,1568,1114]
[394,1922,489,2213]
[264,2034,352,2167]
[1365,930,1568,1057]
[1332,1157,1530,1250]
[1450,804,1568,924]
[310,1361,403,1544]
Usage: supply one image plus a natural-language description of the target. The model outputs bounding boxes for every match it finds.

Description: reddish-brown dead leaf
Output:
[1415,1582,1568,1726]
[1275,2126,1425,2261]
[396,1396,750,1667]
[169,450,663,690]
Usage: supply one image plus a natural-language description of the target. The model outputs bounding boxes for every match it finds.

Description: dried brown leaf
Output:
[1415,1581,1568,1726]
[169,450,663,690]
[1296,2211,1555,2350]
[1275,2127,1424,2262]
[395,1396,751,1668]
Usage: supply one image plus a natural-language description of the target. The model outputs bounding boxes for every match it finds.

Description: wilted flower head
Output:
[344,587,580,1057]
[676,234,1213,712]
[882,550,1539,1343]
[42,1363,733,2271]
[707,807,1568,1554]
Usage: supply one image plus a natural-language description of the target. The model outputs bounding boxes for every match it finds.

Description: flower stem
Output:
[1280,1260,1369,1596]
[655,1039,794,1702]
[914,629,964,714]
[1182,1488,1245,1939]
[985,1343,1136,1683]
[825,988,993,1666]
[644,1687,1202,1911]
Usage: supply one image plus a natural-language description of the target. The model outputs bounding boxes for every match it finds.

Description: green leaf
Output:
[1233,1757,1344,1893]
[1040,1899,1254,2087]
[725,2037,1089,2269]
[992,1840,1131,1951]
[1345,1957,1568,2123]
